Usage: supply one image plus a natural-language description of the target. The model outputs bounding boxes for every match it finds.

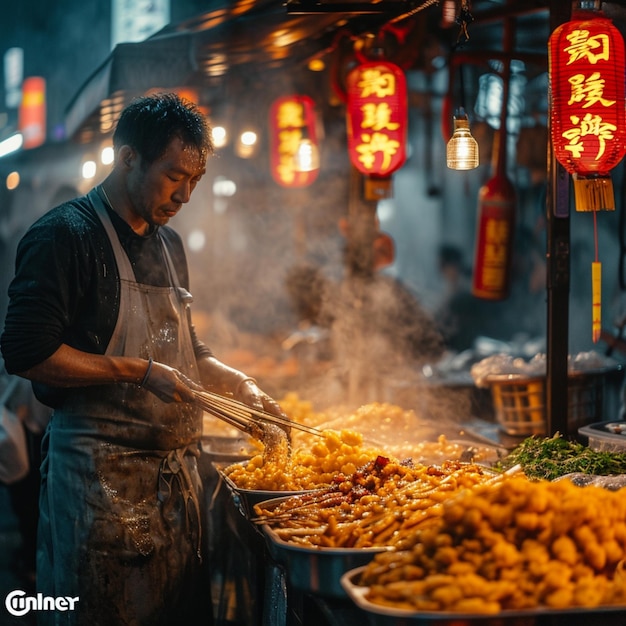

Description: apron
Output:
[37,188,209,626]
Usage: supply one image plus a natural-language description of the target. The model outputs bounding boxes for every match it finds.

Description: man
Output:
[1,93,287,625]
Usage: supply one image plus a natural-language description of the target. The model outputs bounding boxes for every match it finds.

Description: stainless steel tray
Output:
[341,566,626,624]
[262,525,387,599]
[215,465,312,517]
[201,435,256,463]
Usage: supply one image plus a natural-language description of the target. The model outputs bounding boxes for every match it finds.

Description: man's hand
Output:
[235,378,291,437]
[142,361,203,403]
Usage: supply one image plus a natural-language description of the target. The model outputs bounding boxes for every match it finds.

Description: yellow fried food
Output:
[226,395,501,492]
[254,460,495,549]
[359,476,626,613]
[224,428,386,491]
[279,395,501,464]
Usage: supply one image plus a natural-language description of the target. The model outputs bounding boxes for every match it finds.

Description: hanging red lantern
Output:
[549,6,626,210]
[345,60,408,179]
[549,5,626,341]
[268,95,320,188]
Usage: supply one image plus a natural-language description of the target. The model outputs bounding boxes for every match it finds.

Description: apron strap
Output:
[159,233,183,290]
[89,187,136,282]
[88,188,131,355]
[90,186,190,306]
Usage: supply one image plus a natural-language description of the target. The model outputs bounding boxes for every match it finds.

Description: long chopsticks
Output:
[192,389,326,438]
[193,391,259,436]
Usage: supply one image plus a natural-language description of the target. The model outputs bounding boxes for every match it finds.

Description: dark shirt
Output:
[1,193,211,405]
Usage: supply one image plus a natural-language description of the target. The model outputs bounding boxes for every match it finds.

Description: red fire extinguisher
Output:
[471,58,516,301]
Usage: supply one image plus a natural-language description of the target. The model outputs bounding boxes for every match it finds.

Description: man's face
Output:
[128,136,207,227]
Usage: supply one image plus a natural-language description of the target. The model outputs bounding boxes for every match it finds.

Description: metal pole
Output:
[546,0,572,435]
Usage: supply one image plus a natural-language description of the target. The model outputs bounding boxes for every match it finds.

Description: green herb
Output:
[495,433,626,480]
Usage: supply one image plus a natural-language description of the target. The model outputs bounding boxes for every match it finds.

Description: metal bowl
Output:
[201,435,257,463]
[216,465,313,517]
[262,525,387,599]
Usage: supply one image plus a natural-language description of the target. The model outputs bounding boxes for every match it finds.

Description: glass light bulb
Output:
[446,117,479,170]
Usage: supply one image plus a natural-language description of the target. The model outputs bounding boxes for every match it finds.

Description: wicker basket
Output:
[486,372,605,436]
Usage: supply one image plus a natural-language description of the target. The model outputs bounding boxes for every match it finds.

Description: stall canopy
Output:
[64,33,199,141]
[64,0,390,141]
[63,0,555,143]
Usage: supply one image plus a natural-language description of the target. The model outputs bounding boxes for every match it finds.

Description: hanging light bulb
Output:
[293,136,320,172]
[446,108,479,170]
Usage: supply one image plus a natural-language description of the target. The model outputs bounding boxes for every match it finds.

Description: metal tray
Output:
[201,435,256,463]
[216,465,312,517]
[341,566,626,625]
[262,525,387,599]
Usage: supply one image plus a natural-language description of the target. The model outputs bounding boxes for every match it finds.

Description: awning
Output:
[62,0,561,143]
[63,0,377,141]
[64,32,199,141]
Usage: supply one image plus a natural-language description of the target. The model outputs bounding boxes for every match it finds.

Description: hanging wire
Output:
[459,56,466,111]
[455,0,474,47]
[447,0,472,120]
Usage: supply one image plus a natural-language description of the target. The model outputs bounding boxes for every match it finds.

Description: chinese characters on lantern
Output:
[549,13,626,190]
[558,29,619,166]
[345,61,407,177]
[269,95,319,188]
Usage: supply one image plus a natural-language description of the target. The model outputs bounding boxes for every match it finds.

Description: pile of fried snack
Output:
[221,395,626,614]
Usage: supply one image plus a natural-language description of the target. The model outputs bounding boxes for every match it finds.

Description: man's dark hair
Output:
[113,93,214,164]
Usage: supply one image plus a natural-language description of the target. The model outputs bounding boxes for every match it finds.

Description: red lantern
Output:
[268,95,320,188]
[549,7,626,211]
[345,61,407,178]
[548,6,626,342]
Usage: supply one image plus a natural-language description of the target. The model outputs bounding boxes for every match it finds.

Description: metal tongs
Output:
[191,389,325,441]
